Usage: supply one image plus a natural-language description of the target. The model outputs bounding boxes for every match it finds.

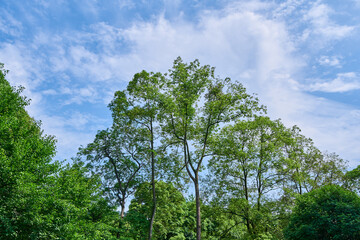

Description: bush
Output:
[284,185,360,240]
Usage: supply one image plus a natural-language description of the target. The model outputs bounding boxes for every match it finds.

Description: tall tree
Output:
[79,90,146,235]
[207,116,285,239]
[278,126,346,197]
[161,57,262,239]
[123,70,165,239]
[82,69,184,239]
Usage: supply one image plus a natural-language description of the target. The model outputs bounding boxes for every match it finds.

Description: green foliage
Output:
[125,70,168,238]
[125,181,186,239]
[207,116,285,239]
[0,64,118,239]
[2,59,354,239]
[284,185,360,240]
[47,162,118,239]
[206,114,351,240]
[278,127,346,196]
[79,88,148,221]
[343,165,360,195]
[160,57,264,239]
[199,202,245,239]
[0,63,57,239]
[79,126,145,215]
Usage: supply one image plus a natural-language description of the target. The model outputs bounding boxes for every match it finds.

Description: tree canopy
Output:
[0,59,357,239]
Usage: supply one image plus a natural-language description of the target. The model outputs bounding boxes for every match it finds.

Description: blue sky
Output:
[1,0,359,168]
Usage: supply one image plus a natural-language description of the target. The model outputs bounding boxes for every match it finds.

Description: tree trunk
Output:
[194,175,201,240]
[117,201,125,238]
[148,120,156,240]
[149,174,156,240]
[120,201,125,218]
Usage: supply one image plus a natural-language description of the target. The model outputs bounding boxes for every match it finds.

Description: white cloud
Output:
[163,0,182,16]
[318,55,341,67]
[0,43,37,89]
[303,1,354,41]
[38,111,111,160]
[39,116,95,161]
[273,0,307,18]
[42,89,57,95]
[308,72,360,93]
[117,0,135,9]
[57,85,101,105]
[103,6,360,166]
[1,0,359,167]
[353,0,360,8]
[0,42,47,117]
[0,10,23,37]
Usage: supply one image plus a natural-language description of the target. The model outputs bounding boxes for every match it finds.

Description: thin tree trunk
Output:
[244,173,252,234]
[148,120,156,240]
[149,168,156,240]
[194,175,201,240]
[117,202,125,238]
[120,202,125,218]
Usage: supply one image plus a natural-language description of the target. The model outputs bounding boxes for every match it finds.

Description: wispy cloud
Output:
[303,1,354,41]
[38,112,109,160]
[353,0,360,8]
[0,9,23,37]
[1,0,359,167]
[318,55,341,67]
[273,0,307,18]
[61,86,101,105]
[308,72,360,93]
[0,42,46,107]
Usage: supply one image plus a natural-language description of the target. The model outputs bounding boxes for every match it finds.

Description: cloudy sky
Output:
[1,0,359,168]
